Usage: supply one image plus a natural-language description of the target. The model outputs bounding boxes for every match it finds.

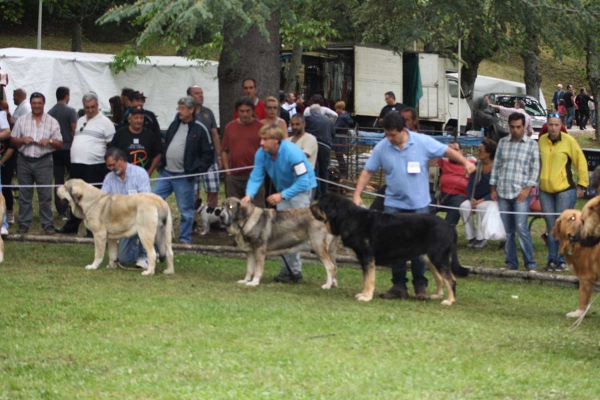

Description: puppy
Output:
[195,199,224,235]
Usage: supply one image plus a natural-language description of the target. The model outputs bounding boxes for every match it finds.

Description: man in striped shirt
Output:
[490,113,540,271]
[102,147,151,269]
[10,92,63,234]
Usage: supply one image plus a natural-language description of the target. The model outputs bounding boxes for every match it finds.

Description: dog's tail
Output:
[156,206,173,262]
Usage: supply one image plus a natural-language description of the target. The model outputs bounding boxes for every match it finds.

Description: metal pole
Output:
[458,39,461,134]
[37,0,43,50]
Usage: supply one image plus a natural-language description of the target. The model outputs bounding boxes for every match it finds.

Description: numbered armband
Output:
[293,162,307,177]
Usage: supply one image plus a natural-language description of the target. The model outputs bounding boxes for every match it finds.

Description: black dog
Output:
[311,194,469,305]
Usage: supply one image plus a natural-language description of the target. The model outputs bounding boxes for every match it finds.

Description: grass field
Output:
[1,242,600,399]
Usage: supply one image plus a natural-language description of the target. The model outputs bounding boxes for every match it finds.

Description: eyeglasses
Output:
[106,161,117,170]
[79,122,87,132]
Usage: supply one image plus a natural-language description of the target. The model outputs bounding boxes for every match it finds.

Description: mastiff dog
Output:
[57,179,174,276]
[311,194,469,305]
[220,197,339,288]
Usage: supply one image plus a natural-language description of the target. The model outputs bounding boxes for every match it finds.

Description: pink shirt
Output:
[11,112,62,158]
[438,158,473,196]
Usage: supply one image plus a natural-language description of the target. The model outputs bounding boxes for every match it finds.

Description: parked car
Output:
[472,93,547,141]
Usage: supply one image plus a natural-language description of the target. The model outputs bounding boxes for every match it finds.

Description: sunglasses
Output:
[548,112,561,119]
[80,122,87,132]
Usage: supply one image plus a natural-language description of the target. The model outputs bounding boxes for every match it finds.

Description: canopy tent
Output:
[0,47,219,127]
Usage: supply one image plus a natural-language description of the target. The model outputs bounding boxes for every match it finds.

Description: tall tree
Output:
[98,0,281,128]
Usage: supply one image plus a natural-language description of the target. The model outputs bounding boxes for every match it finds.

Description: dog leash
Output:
[568,291,600,332]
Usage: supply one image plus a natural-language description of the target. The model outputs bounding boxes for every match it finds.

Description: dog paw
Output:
[85,264,98,270]
[355,292,373,302]
[107,262,117,269]
[245,280,260,287]
[567,310,585,318]
[237,279,249,284]
[163,269,174,275]
[141,270,155,276]
[429,294,442,300]
[441,300,454,306]
[321,283,333,289]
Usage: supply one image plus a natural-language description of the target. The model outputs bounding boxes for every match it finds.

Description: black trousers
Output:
[1,154,16,211]
[53,149,72,215]
[315,143,331,200]
[60,163,108,232]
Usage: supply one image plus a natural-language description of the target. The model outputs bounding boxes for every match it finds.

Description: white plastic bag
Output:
[482,201,506,241]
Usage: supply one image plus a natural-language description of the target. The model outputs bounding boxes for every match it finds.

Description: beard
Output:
[292,128,303,136]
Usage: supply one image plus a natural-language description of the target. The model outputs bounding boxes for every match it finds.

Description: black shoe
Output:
[413,281,430,301]
[43,225,56,236]
[55,227,78,235]
[379,283,409,299]
[274,272,303,283]
[17,225,29,234]
[555,262,567,271]
[544,261,558,272]
[466,238,477,248]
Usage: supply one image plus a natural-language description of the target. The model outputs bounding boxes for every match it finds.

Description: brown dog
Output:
[553,209,600,318]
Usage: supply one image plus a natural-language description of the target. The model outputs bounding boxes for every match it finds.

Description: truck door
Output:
[354,46,403,117]
[417,53,439,118]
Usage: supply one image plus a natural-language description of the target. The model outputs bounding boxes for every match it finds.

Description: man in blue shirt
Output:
[102,147,152,269]
[353,112,476,300]
[242,123,317,283]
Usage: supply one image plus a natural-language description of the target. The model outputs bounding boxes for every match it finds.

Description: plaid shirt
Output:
[11,112,62,158]
[490,134,540,199]
[101,163,151,195]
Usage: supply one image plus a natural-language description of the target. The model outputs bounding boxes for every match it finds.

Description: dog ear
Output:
[552,217,562,242]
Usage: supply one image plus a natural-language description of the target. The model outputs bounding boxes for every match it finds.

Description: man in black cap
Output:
[110,105,162,176]
[122,91,161,142]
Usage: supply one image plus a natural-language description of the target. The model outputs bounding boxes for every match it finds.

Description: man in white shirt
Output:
[286,114,318,169]
[57,92,115,235]
[10,92,63,234]
[11,88,31,123]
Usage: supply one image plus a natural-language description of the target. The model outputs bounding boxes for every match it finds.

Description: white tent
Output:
[0,47,219,127]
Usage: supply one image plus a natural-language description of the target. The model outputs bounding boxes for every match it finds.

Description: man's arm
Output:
[148,154,161,176]
[444,147,476,176]
[211,127,222,169]
[352,169,375,206]
[0,128,9,140]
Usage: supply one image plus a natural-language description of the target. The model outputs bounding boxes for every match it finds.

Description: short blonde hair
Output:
[335,101,346,111]
[258,123,285,141]
[264,96,279,106]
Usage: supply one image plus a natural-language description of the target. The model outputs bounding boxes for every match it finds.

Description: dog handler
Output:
[353,112,475,300]
[242,123,317,283]
[102,147,151,269]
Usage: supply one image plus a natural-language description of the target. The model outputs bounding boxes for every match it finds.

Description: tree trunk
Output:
[522,35,542,101]
[283,42,303,94]
[586,31,600,141]
[217,9,281,129]
[71,19,83,52]
[176,47,188,57]
[459,53,484,111]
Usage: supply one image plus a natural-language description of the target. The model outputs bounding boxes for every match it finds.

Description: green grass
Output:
[1,242,600,399]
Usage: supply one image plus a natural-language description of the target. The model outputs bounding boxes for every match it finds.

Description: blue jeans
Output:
[539,188,577,264]
[152,170,195,243]
[277,191,312,275]
[0,173,8,230]
[384,205,429,286]
[117,236,147,264]
[566,107,575,128]
[498,197,536,270]
[440,193,467,226]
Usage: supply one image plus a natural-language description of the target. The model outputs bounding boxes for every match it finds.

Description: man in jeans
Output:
[353,112,475,299]
[152,96,214,244]
[242,124,316,283]
[490,113,540,271]
[102,147,151,269]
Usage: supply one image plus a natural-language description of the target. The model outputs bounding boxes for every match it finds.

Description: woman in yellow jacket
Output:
[539,113,589,271]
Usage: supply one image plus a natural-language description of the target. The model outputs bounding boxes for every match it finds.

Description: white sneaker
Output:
[1,226,8,237]
[6,211,14,225]
[135,256,149,270]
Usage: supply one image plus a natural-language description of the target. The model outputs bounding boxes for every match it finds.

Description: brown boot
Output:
[379,283,409,299]
[413,281,430,301]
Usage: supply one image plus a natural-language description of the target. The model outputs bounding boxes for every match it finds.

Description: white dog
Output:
[195,199,223,235]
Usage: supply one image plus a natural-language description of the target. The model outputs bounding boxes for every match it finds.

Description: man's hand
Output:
[267,193,283,206]
[38,138,50,147]
[470,198,483,208]
[218,159,223,170]
[352,194,364,207]
[516,187,532,203]
[490,187,498,202]
[464,162,476,177]
[486,96,491,106]
[577,186,586,198]
[22,137,34,145]
[241,195,252,203]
